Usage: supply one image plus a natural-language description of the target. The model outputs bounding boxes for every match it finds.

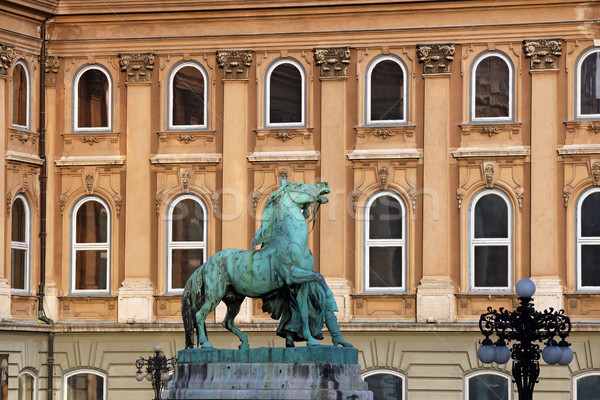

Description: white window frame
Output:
[63,368,107,400]
[464,371,513,400]
[166,194,208,294]
[469,189,513,292]
[11,194,31,294]
[18,368,38,400]
[362,369,407,400]
[576,187,600,291]
[576,47,600,119]
[12,59,31,131]
[167,61,208,130]
[470,52,514,122]
[573,371,600,399]
[265,58,306,128]
[73,64,112,132]
[71,197,111,295]
[364,191,407,293]
[366,55,408,125]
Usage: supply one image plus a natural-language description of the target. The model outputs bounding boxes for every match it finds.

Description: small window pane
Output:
[173,66,204,126]
[12,198,26,242]
[468,374,509,400]
[475,56,510,118]
[269,63,302,124]
[474,246,509,287]
[11,249,26,290]
[369,196,403,239]
[475,194,508,238]
[78,69,109,128]
[580,51,600,116]
[171,248,204,289]
[67,373,105,400]
[368,247,403,288]
[76,201,108,243]
[18,374,34,400]
[581,245,600,287]
[581,192,600,237]
[364,373,403,400]
[577,375,600,400]
[172,199,205,242]
[75,250,108,290]
[370,60,404,121]
[13,63,27,126]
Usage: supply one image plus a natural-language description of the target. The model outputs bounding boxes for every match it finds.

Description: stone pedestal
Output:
[164,347,372,400]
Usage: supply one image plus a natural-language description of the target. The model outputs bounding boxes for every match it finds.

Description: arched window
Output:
[12,60,30,129]
[71,197,110,293]
[366,56,407,124]
[362,370,406,400]
[265,59,305,127]
[74,65,111,131]
[167,195,207,292]
[18,369,37,400]
[364,192,406,292]
[11,194,30,293]
[577,48,600,118]
[465,371,512,400]
[469,190,512,291]
[63,369,107,400]
[576,188,600,290]
[573,372,600,399]
[471,52,513,121]
[168,62,207,129]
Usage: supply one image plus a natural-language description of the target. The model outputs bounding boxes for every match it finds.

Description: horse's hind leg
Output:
[222,298,249,349]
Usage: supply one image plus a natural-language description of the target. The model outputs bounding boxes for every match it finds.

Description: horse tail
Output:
[182,268,202,349]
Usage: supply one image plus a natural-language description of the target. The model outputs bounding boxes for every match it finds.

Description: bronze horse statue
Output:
[182,178,351,349]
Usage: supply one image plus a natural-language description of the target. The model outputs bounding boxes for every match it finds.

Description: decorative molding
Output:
[177,134,198,144]
[60,193,68,215]
[155,193,164,216]
[409,187,417,214]
[81,136,100,146]
[119,53,155,84]
[273,131,296,142]
[587,123,600,134]
[591,161,600,186]
[480,126,500,137]
[0,44,14,77]
[516,186,524,210]
[10,131,30,144]
[210,192,219,217]
[417,43,455,74]
[483,162,495,188]
[351,189,362,212]
[45,56,60,86]
[6,191,12,215]
[378,167,389,190]
[523,39,562,70]
[373,129,397,140]
[314,47,350,79]
[85,172,94,193]
[456,187,466,211]
[180,169,191,192]
[251,190,262,216]
[114,194,122,217]
[216,50,253,80]
[247,151,319,162]
[563,185,572,208]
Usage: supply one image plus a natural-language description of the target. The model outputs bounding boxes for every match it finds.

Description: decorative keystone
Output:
[314,47,350,79]
[216,51,253,80]
[119,53,155,84]
[523,39,562,70]
[0,44,15,77]
[417,44,455,74]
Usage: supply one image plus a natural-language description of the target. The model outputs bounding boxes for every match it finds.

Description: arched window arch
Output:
[18,368,37,400]
[167,194,208,293]
[12,60,30,129]
[362,370,406,400]
[265,59,305,127]
[168,61,208,129]
[71,197,110,294]
[573,371,600,399]
[464,371,512,400]
[63,369,107,400]
[576,47,600,118]
[366,55,407,125]
[11,194,31,293]
[364,191,406,292]
[74,65,112,131]
[576,188,600,290]
[471,52,513,121]
[469,189,512,291]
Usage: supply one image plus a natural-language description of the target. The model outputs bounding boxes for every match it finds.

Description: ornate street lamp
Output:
[477,278,573,400]
[135,343,177,400]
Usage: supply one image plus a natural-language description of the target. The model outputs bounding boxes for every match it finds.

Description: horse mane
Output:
[251,179,288,249]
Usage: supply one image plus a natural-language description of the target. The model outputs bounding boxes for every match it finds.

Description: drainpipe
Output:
[37,18,54,400]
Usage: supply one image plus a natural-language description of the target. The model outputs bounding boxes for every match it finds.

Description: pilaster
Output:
[118,53,155,323]
[416,44,456,323]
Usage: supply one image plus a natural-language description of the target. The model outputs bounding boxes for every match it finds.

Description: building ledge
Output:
[347,148,421,160]
[6,151,44,165]
[150,153,222,164]
[247,151,319,162]
[55,155,125,166]
[557,144,600,155]
[452,146,529,158]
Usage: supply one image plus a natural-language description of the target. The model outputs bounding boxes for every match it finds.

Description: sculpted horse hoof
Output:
[239,342,249,350]
[201,342,213,349]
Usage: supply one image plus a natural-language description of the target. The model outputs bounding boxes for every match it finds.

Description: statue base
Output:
[164,347,372,400]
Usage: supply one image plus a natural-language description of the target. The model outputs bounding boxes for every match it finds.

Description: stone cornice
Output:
[0,44,15,77]
[314,47,350,79]
[523,39,562,70]
[119,53,155,84]
[417,43,455,74]
[216,50,253,81]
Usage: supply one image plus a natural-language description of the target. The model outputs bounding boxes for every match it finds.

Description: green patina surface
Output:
[177,346,358,364]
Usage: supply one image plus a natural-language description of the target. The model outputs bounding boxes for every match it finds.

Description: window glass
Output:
[75,250,108,290]
[13,63,28,127]
[474,194,508,238]
[576,375,600,400]
[11,249,27,290]
[171,248,204,289]
[581,192,600,237]
[11,196,29,291]
[76,201,108,243]
[368,247,403,288]
[369,195,403,239]
[18,372,35,400]
[370,60,404,121]
[468,373,509,400]
[269,63,302,124]
[364,373,404,400]
[12,198,26,243]
[577,190,600,289]
[66,373,105,400]
[475,56,510,118]
[580,51,600,116]
[172,65,205,126]
[78,69,109,128]
[172,198,205,242]
[474,246,509,287]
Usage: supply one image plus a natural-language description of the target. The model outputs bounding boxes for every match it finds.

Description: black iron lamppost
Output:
[135,343,177,400]
[477,278,573,400]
